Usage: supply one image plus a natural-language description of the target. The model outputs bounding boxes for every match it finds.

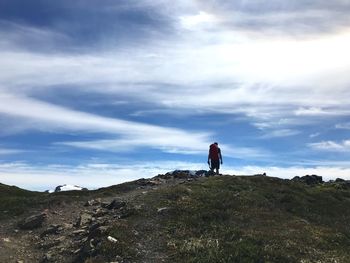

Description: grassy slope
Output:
[0,183,46,219]
[2,176,350,262]
[101,176,350,262]
[0,179,145,220]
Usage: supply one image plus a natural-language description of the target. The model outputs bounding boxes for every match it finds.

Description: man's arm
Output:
[219,148,223,164]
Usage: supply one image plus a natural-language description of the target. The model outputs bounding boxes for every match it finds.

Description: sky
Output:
[1,0,350,191]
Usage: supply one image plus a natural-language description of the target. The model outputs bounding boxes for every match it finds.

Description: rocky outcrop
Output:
[292,174,323,185]
[18,213,47,230]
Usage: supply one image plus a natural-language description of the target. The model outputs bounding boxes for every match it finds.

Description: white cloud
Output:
[56,139,267,159]
[0,27,349,136]
[0,93,218,154]
[0,148,24,155]
[260,129,300,139]
[309,133,320,138]
[309,140,350,152]
[336,123,350,129]
[179,11,217,29]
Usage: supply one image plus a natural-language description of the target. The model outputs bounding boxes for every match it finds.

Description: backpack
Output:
[209,144,219,160]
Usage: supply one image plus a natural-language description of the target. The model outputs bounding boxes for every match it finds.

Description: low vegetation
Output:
[2,175,350,262]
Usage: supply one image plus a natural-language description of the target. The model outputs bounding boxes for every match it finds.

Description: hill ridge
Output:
[1,172,350,262]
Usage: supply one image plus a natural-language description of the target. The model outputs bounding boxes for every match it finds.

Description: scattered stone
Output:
[107,236,118,243]
[93,208,109,217]
[3,237,10,242]
[42,252,54,262]
[157,207,170,215]
[40,224,62,237]
[195,170,208,176]
[18,213,47,230]
[84,199,101,207]
[73,229,88,235]
[104,199,126,210]
[77,213,93,226]
[38,238,62,250]
[148,179,162,186]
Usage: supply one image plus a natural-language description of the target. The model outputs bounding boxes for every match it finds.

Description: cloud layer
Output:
[1,0,350,189]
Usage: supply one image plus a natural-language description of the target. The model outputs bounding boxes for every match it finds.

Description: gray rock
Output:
[40,224,62,237]
[104,199,126,210]
[292,174,323,185]
[18,213,47,230]
[77,213,92,226]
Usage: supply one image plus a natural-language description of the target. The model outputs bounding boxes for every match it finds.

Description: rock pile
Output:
[292,175,323,185]
[15,198,134,262]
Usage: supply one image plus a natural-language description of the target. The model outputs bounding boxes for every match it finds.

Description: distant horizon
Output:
[1,1,350,191]
[2,165,348,192]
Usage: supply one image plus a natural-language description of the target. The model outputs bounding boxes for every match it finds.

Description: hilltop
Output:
[1,172,350,262]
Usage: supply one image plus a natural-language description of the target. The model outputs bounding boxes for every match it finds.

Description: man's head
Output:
[214,142,218,146]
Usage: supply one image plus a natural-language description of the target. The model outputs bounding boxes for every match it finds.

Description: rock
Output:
[84,199,101,207]
[40,224,62,237]
[335,178,345,182]
[93,208,109,217]
[89,225,109,240]
[195,170,208,176]
[18,213,47,230]
[3,237,10,242]
[292,175,323,185]
[39,240,61,249]
[103,199,126,210]
[42,252,54,262]
[77,213,92,226]
[157,207,171,215]
[107,236,118,243]
[72,229,88,236]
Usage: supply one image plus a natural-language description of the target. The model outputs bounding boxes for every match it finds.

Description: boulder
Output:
[335,178,345,183]
[18,213,47,230]
[292,175,323,185]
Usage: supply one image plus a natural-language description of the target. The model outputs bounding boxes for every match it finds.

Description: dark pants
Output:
[210,160,220,174]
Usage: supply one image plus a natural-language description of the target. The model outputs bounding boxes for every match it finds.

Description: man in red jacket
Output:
[207,142,223,175]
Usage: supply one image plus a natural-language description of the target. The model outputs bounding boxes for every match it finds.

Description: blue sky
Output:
[1,0,350,190]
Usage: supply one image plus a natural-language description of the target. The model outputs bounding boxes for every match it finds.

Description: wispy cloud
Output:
[336,123,350,130]
[309,140,350,152]
[0,148,24,155]
[260,129,301,139]
[194,0,350,35]
[0,93,216,154]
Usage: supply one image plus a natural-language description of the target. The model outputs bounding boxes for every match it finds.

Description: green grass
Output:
[136,176,350,262]
[0,183,46,219]
[3,176,350,262]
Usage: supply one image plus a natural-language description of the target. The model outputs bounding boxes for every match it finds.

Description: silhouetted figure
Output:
[207,142,223,175]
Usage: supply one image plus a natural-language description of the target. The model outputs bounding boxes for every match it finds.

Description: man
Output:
[207,142,223,175]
